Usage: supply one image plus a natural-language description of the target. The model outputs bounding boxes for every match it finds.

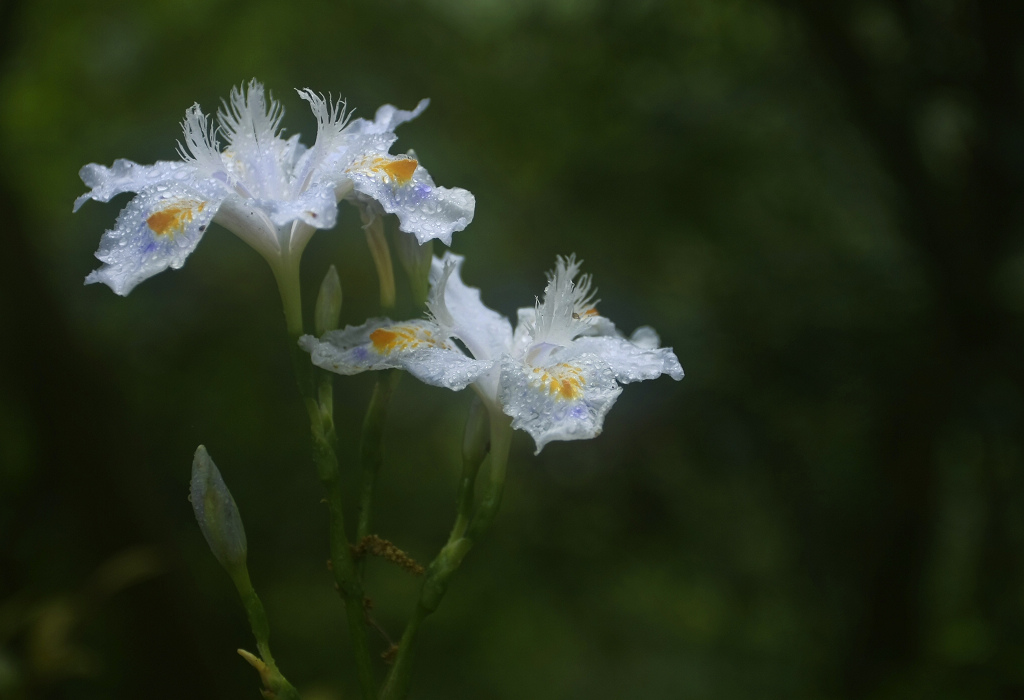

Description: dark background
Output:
[2,0,1024,698]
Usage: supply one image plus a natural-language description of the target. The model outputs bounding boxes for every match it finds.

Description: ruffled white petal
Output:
[301,318,493,391]
[218,79,284,150]
[295,95,473,245]
[346,157,475,245]
[177,104,226,180]
[566,334,684,383]
[217,80,290,199]
[499,352,623,454]
[85,184,222,296]
[428,253,512,362]
[531,254,600,347]
[74,160,195,212]
[346,99,430,135]
[293,89,352,192]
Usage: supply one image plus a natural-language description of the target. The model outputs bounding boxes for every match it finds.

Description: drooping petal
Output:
[427,253,512,362]
[498,353,622,454]
[346,99,429,135]
[566,334,684,383]
[74,159,196,212]
[300,318,493,391]
[346,155,475,245]
[85,184,222,295]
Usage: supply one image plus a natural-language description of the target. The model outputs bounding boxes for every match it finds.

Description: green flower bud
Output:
[190,446,247,574]
[395,233,433,308]
[360,205,396,309]
[314,264,343,336]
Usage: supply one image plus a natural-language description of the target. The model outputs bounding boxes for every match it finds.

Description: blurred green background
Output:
[2,0,1024,698]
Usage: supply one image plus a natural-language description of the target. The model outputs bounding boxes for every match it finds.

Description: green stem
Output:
[450,399,490,542]
[378,407,513,700]
[234,568,277,669]
[355,240,399,580]
[272,257,378,700]
[315,433,378,699]
[273,255,305,339]
[465,411,513,541]
[377,604,428,700]
[232,568,301,700]
[356,370,402,577]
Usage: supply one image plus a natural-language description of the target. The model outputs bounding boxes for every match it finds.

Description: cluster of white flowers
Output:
[76,81,682,450]
[75,80,473,295]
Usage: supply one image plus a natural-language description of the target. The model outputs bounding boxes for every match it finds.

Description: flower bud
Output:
[395,233,433,308]
[360,205,396,309]
[190,446,247,574]
[314,265,343,336]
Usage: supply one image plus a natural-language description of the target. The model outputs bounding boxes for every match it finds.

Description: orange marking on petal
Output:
[369,325,443,355]
[347,156,418,185]
[559,380,579,399]
[381,158,418,184]
[146,200,205,238]
[370,329,398,353]
[533,364,585,401]
[584,308,599,316]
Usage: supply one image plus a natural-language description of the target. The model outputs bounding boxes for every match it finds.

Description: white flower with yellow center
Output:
[301,253,683,453]
[74,80,475,295]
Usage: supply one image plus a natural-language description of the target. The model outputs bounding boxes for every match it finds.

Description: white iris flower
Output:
[301,253,684,453]
[74,80,475,295]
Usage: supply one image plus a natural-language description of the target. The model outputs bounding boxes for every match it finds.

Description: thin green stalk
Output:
[356,370,402,578]
[232,568,301,700]
[377,603,428,700]
[355,241,399,580]
[378,408,513,700]
[272,258,378,700]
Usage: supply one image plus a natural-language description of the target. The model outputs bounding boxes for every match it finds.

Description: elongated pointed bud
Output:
[462,396,490,471]
[360,205,396,309]
[314,265,343,336]
[395,233,433,308]
[190,446,247,574]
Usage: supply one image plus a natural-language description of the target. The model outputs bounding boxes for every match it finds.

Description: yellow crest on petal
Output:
[531,363,586,401]
[348,156,418,185]
[369,325,441,355]
[147,200,206,238]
